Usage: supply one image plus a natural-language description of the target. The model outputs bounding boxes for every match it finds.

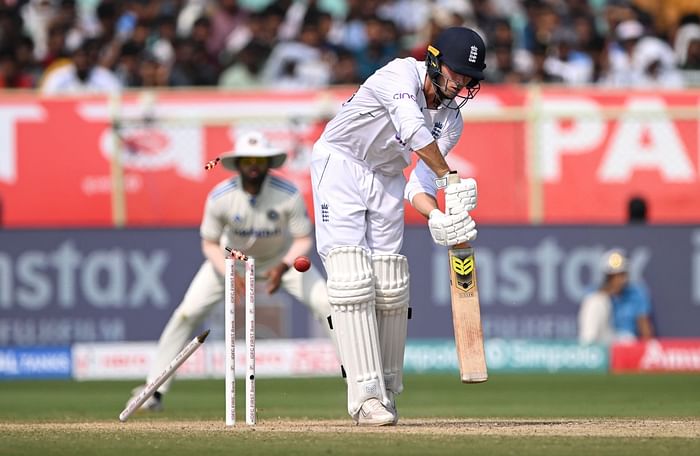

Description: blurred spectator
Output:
[408,0,474,61]
[41,19,68,68]
[0,0,698,90]
[94,0,119,42]
[0,6,24,51]
[604,20,684,88]
[543,27,594,85]
[683,35,700,70]
[260,15,331,89]
[603,0,638,42]
[114,40,142,87]
[634,0,700,40]
[627,196,648,224]
[674,15,700,69]
[206,0,249,63]
[15,36,43,85]
[40,38,121,94]
[218,40,271,88]
[485,43,524,83]
[190,15,211,49]
[329,47,360,85]
[138,51,170,87]
[353,16,399,81]
[0,48,34,88]
[521,0,560,52]
[524,40,563,83]
[579,249,655,345]
[20,0,58,61]
[150,13,177,67]
[168,38,217,86]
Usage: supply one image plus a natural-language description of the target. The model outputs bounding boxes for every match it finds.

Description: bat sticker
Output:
[450,254,475,293]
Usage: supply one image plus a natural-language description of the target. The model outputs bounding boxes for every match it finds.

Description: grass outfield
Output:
[1,373,699,455]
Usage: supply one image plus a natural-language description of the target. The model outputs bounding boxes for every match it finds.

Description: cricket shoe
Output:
[354,398,396,426]
[127,385,164,412]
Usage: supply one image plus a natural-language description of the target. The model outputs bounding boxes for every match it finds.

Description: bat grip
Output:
[446,171,460,185]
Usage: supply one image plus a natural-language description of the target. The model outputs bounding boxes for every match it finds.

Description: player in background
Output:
[310,27,485,425]
[126,130,332,411]
[579,248,655,344]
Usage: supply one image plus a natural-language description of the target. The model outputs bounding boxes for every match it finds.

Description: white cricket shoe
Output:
[126,385,164,412]
[354,398,396,426]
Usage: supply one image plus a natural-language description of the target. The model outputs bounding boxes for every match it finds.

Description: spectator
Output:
[137,51,170,87]
[0,48,34,88]
[20,0,58,61]
[261,16,331,89]
[543,27,594,85]
[40,38,121,94]
[524,40,563,83]
[353,16,399,81]
[627,196,648,224]
[604,19,684,88]
[150,13,177,67]
[329,47,360,85]
[15,36,43,86]
[206,0,248,63]
[114,40,142,87]
[485,43,524,83]
[579,249,655,345]
[674,17,700,69]
[218,40,271,88]
[41,20,68,68]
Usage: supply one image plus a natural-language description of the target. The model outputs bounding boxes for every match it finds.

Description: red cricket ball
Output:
[293,256,311,272]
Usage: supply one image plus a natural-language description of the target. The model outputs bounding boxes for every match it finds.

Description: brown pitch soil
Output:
[3,418,699,438]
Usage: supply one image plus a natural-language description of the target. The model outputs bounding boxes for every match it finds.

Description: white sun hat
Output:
[220,131,287,171]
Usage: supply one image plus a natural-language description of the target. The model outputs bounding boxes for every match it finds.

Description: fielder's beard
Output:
[243,170,267,189]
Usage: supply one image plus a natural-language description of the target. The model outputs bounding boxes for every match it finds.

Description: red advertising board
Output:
[0,87,699,227]
[611,339,700,373]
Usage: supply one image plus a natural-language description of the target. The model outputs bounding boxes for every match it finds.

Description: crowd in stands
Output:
[1,0,700,92]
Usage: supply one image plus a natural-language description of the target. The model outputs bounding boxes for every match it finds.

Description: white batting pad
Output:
[326,246,388,417]
[372,254,410,396]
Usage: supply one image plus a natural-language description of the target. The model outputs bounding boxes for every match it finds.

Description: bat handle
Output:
[446,170,460,185]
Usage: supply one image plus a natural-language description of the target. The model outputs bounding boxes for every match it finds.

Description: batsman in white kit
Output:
[311,27,486,425]
[126,131,332,412]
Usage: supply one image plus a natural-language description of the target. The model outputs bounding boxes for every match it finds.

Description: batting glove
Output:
[445,177,477,215]
[428,209,477,247]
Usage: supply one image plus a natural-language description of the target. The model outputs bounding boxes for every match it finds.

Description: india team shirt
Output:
[611,283,653,338]
[200,174,311,274]
[316,57,464,191]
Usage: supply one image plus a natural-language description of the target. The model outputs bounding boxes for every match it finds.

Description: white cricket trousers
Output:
[310,145,406,261]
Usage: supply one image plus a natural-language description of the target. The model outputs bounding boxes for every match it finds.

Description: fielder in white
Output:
[126,131,331,411]
[311,27,486,425]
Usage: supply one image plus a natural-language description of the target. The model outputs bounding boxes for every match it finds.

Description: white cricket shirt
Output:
[200,174,311,274]
[316,57,464,201]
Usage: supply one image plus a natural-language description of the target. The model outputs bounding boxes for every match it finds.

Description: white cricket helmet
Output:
[220,130,287,171]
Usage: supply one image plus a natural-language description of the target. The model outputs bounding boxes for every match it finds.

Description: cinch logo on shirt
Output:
[393,93,416,101]
[468,45,478,63]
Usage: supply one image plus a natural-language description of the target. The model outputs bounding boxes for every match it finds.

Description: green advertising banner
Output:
[404,339,608,374]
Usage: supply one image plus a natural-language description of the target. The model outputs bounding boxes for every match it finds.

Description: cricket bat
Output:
[446,173,487,383]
